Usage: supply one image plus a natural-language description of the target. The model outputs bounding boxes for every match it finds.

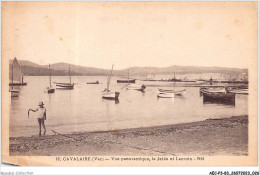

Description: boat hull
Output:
[56,83,74,89]
[87,82,99,84]
[46,87,55,93]
[102,91,120,100]
[126,84,146,91]
[228,89,248,95]
[158,88,186,95]
[157,92,175,98]
[200,87,226,93]
[9,82,27,86]
[10,89,19,97]
[117,79,135,83]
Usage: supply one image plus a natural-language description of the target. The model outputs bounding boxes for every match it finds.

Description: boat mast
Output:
[69,66,71,84]
[11,64,13,90]
[107,64,114,90]
[20,61,23,83]
[128,69,129,83]
[49,64,51,87]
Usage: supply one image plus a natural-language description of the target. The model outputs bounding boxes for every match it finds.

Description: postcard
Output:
[1,1,258,166]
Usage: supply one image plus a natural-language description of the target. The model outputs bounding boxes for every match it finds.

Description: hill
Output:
[9,59,248,77]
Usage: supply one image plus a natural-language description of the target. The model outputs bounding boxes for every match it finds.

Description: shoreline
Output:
[10,115,248,156]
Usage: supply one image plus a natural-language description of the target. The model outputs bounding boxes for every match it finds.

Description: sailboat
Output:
[125,69,146,91]
[117,69,135,83]
[102,64,120,100]
[9,57,27,86]
[55,66,74,89]
[9,64,20,98]
[158,80,186,97]
[45,64,55,93]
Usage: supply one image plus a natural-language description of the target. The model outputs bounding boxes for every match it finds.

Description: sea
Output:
[9,76,248,137]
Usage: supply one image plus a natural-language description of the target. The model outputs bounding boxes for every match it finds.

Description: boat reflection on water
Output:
[203,97,235,106]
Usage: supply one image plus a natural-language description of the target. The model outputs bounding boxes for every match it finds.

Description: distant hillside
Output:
[9,59,248,77]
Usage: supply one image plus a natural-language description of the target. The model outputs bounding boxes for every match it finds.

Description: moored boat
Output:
[157,92,175,98]
[10,89,19,98]
[9,63,20,98]
[87,81,100,84]
[227,86,248,95]
[202,91,235,103]
[126,84,146,91]
[117,69,136,83]
[55,66,74,89]
[102,90,120,100]
[9,57,27,86]
[56,83,74,89]
[228,89,248,95]
[158,88,186,95]
[102,64,120,100]
[117,79,135,83]
[45,64,55,93]
[200,87,226,94]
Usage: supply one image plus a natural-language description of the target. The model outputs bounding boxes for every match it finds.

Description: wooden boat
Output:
[56,83,74,89]
[102,64,120,100]
[158,88,186,95]
[9,57,27,86]
[10,89,20,98]
[9,64,20,98]
[87,81,100,84]
[119,69,146,91]
[126,84,146,91]
[117,69,136,83]
[200,87,226,94]
[202,91,235,102]
[45,64,55,93]
[228,88,248,95]
[157,92,175,98]
[117,79,135,83]
[55,66,74,89]
[102,91,120,100]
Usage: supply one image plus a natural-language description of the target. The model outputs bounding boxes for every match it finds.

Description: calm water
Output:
[9,76,248,137]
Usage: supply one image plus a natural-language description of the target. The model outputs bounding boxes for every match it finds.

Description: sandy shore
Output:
[9,115,248,156]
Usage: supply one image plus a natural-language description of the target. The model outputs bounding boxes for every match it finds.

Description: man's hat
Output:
[38,101,44,106]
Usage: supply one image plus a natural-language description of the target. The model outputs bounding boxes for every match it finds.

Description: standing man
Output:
[29,101,46,136]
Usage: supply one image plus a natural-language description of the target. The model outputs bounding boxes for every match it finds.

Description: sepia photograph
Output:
[1,1,258,167]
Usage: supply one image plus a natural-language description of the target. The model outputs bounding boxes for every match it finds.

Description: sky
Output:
[2,2,257,69]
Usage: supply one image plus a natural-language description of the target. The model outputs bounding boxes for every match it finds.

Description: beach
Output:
[9,115,248,156]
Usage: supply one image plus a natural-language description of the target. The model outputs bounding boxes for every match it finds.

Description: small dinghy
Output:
[10,89,19,98]
[157,92,175,98]
[158,88,186,95]
[200,87,225,93]
[102,90,120,100]
[87,81,100,84]
[228,89,248,95]
[126,84,146,91]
